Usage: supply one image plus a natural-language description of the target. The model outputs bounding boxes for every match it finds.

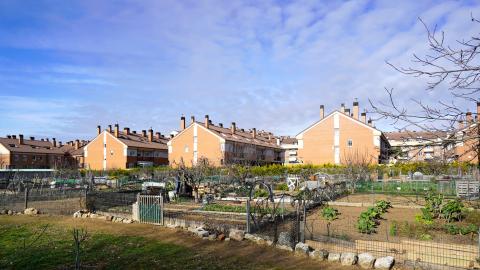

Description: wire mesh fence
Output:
[86,191,138,215]
[0,188,85,214]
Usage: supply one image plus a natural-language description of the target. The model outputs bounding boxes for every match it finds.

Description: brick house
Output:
[168,115,284,166]
[0,135,68,169]
[385,131,447,163]
[83,125,169,170]
[295,101,390,165]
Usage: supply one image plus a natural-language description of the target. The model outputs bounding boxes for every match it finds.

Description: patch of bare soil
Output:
[307,206,478,245]
[336,194,426,207]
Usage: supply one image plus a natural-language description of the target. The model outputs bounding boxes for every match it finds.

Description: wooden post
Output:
[24,187,28,210]
[302,203,306,243]
[160,195,164,226]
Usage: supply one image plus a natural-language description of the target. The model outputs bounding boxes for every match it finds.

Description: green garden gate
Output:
[138,195,163,225]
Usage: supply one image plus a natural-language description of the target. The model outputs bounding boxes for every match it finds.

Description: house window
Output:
[347,139,353,147]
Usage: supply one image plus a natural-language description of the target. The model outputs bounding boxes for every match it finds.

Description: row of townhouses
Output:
[0,101,478,170]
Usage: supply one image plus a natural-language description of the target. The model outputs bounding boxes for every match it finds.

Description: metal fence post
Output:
[160,195,164,226]
[24,187,28,210]
[246,199,251,233]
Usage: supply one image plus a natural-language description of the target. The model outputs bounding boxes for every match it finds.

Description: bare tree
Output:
[370,16,480,168]
[175,157,214,203]
[72,228,88,270]
[341,148,374,181]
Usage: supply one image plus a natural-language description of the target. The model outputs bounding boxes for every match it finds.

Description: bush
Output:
[444,224,460,235]
[365,207,382,220]
[441,200,464,222]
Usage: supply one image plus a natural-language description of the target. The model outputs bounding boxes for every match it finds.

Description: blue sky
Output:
[0,0,479,142]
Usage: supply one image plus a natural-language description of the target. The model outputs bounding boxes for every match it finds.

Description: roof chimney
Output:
[170,134,174,139]
[458,120,464,130]
[114,124,119,137]
[367,119,373,127]
[58,141,63,147]
[97,125,101,135]
[340,103,345,113]
[108,125,112,133]
[466,111,473,124]
[320,105,325,120]
[132,130,137,134]
[191,116,195,124]
[477,101,480,122]
[180,116,186,130]
[7,135,11,139]
[123,127,130,135]
[361,112,367,123]
[148,129,153,142]
[252,128,257,139]
[29,136,35,141]
[345,108,350,116]
[18,134,24,145]
[142,130,147,137]
[231,122,236,134]
[155,132,161,140]
[205,115,210,129]
[353,99,359,120]
[46,138,49,142]
[52,138,57,147]
[75,139,80,150]
[219,123,223,128]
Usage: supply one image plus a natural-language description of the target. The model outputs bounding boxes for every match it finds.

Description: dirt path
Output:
[0,215,354,270]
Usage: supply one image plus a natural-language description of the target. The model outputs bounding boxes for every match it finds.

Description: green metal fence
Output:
[354,180,457,196]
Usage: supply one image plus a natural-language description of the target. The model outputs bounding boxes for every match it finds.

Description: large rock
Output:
[73,211,82,218]
[309,249,328,261]
[341,253,358,265]
[122,218,133,224]
[1,209,7,215]
[294,242,311,256]
[374,256,394,270]
[229,229,245,241]
[328,252,341,262]
[24,208,39,215]
[358,253,376,269]
[277,232,292,247]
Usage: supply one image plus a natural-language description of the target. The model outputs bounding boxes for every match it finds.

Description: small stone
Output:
[309,249,328,261]
[358,253,376,269]
[73,211,81,218]
[7,210,13,215]
[104,215,113,221]
[374,256,394,270]
[341,253,358,265]
[122,218,133,224]
[90,213,98,219]
[217,234,226,241]
[224,238,230,242]
[0,209,6,215]
[229,229,245,241]
[328,252,341,262]
[294,242,311,256]
[208,233,217,240]
[277,232,292,247]
[275,244,294,252]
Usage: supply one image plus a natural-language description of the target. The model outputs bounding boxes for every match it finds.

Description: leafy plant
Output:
[419,233,432,241]
[254,189,269,198]
[389,221,398,236]
[321,206,340,236]
[375,200,392,213]
[416,208,434,226]
[275,183,289,191]
[441,200,464,222]
[459,224,479,235]
[424,191,443,218]
[357,214,377,234]
[444,224,460,235]
[365,207,382,220]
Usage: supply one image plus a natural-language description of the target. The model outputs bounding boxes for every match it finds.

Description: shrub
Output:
[441,200,464,222]
[424,191,443,218]
[275,183,289,191]
[459,224,479,235]
[444,224,460,235]
[365,207,382,220]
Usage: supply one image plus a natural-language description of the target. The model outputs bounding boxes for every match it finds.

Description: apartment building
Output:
[279,136,299,164]
[0,135,68,169]
[385,131,447,163]
[295,101,390,165]
[445,103,479,164]
[168,115,284,166]
[60,140,88,169]
[84,125,169,170]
